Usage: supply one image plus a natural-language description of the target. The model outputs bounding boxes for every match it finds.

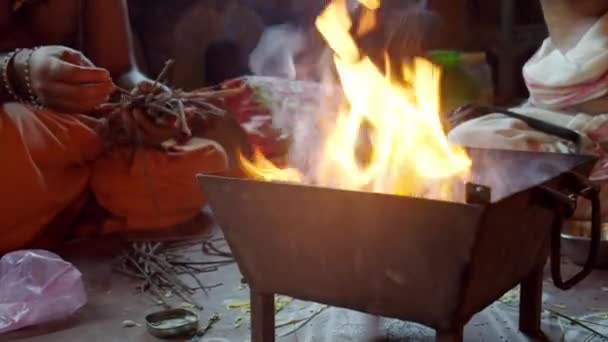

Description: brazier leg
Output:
[519,266,544,337]
[436,327,463,342]
[251,291,275,342]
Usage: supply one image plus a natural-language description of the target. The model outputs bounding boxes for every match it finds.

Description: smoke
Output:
[467,148,584,202]
[248,24,306,80]
[247,10,343,175]
[248,0,363,81]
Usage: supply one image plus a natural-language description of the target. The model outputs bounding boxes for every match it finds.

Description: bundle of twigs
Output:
[97,60,244,148]
[114,240,235,309]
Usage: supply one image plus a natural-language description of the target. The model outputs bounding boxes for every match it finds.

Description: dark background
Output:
[127,0,546,103]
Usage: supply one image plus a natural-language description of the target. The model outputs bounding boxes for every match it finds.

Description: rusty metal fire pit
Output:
[198,148,601,342]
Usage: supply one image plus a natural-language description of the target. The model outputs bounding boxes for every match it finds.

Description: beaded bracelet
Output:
[23,47,43,109]
[1,48,44,109]
[1,49,23,103]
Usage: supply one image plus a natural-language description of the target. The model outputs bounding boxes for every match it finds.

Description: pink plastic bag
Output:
[0,250,87,334]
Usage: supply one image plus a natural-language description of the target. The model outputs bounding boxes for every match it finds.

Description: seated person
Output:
[0,0,228,252]
[448,0,608,226]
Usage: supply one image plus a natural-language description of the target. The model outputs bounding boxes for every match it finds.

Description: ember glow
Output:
[239,0,471,200]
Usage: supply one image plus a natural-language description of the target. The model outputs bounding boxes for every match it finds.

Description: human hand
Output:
[115,69,170,95]
[13,46,114,113]
[124,108,180,147]
[134,78,171,96]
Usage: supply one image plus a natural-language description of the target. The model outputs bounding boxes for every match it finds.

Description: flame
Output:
[239,0,471,200]
[358,0,381,10]
[239,148,302,183]
[355,6,378,36]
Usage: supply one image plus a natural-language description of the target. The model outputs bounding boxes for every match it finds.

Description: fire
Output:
[239,0,471,200]
[239,148,302,183]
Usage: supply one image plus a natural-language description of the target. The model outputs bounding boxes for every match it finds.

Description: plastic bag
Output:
[0,250,87,334]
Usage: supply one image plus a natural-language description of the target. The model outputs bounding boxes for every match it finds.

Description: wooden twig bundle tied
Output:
[95,60,246,149]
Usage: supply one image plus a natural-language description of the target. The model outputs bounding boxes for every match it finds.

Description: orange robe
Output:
[0,103,227,252]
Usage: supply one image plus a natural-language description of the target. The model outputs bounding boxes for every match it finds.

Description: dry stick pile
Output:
[98,60,244,149]
[114,239,235,310]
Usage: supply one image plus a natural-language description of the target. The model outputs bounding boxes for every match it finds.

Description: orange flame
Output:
[239,148,303,183]
[239,0,471,200]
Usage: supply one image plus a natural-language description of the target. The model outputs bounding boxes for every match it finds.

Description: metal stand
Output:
[250,267,546,342]
[436,327,464,342]
[519,266,545,338]
[251,291,275,342]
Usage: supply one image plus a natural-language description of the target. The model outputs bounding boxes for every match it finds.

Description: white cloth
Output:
[448,104,606,157]
[524,12,608,109]
[448,12,608,177]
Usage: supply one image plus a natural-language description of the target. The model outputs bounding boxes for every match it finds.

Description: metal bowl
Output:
[145,308,199,339]
[561,222,608,269]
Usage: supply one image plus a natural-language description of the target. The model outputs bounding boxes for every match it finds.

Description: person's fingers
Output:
[135,80,170,95]
[48,59,111,84]
[136,81,155,93]
[44,81,113,103]
[60,49,96,67]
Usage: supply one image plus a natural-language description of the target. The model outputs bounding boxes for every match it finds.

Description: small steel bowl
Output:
[561,222,608,269]
[145,308,199,339]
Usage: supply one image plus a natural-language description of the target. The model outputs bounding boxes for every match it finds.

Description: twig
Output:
[175,99,191,136]
[197,313,221,337]
[114,86,132,97]
[577,319,608,329]
[182,265,210,296]
[278,306,330,337]
[276,318,308,329]
[113,266,146,280]
[186,99,226,115]
[124,254,168,308]
[147,102,181,117]
[546,308,608,341]
[179,87,245,99]
[148,60,174,97]
[171,259,234,266]
[175,264,220,274]
[202,239,233,258]
[204,283,223,290]
[584,334,596,342]
[153,267,200,307]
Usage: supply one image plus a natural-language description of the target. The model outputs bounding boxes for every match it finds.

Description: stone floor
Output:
[4,221,608,342]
